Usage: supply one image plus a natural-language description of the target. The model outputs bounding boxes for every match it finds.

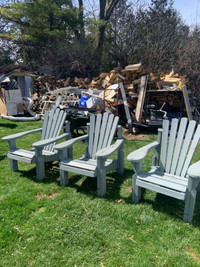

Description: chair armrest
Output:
[54,134,88,150]
[127,141,159,163]
[96,139,123,159]
[32,133,70,148]
[2,128,43,141]
[187,161,200,179]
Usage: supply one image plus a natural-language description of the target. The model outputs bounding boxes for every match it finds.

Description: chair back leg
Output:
[36,159,45,180]
[10,159,18,171]
[97,158,106,197]
[183,178,199,223]
[118,148,124,174]
[132,173,141,203]
[60,169,68,186]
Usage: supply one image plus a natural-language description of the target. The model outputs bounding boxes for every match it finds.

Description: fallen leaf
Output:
[129,235,137,243]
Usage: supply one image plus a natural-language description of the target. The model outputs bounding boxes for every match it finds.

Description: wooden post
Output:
[119,82,133,133]
[135,75,149,122]
[180,84,193,121]
[117,125,124,174]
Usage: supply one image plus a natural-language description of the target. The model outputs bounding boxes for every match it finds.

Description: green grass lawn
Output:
[1,118,200,266]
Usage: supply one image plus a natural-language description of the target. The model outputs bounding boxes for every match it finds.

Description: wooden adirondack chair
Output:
[54,112,124,196]
[127,117,200,223]
[2,108,70,180]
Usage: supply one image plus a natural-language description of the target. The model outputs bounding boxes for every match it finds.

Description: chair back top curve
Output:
[88,112,119,159]
[160,117,200,177]
[41,108,67,151]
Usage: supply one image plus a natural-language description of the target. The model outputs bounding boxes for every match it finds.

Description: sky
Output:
[173,0,200,26]
[145,0,200,25]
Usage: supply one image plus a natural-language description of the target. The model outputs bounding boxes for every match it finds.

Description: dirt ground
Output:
[123,133,148,140]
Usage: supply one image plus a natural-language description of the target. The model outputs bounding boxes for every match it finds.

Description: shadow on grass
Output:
[134,189,200,226]
[66,169,133,201]
[18,161,131,201]
[0,155,6,161]
[0,123,17,129]
[18,161,60,184]
[17,162,200,225]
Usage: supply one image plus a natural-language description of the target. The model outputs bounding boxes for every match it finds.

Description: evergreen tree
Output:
[0,0,82,68]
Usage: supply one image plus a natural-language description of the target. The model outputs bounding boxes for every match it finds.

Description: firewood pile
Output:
[34,75,71,96]
[34,64,147,95]
[34,63,185,98]
[31,63,191,128]
[88,64,146,90]
[32,64,147,111]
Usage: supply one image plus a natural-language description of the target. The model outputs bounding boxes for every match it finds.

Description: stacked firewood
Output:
[33,64,185,95]
[34,75,72,96]
[88,64,146,91]
[31,64,189,116]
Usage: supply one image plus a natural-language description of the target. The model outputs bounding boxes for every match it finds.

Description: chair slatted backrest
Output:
[88,112,119,159]
[41,109,67,152]
[160,118,200,177]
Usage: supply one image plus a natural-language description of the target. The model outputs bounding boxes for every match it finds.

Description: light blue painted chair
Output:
[127,117,200,223]
[54,112,124,196]
[2,108,70,180]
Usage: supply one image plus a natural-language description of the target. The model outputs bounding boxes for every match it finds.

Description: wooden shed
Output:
[7,70,36,97]
[0,87,24,116]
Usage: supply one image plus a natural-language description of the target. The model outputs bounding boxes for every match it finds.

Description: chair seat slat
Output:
[137,171,188,192]
[61,158,113,171]
[8,148,56,159]
[136,180,186,200]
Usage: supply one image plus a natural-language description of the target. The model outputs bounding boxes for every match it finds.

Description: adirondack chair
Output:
[2,108,70,180]
[127,117,200,223]
[54,112,124,196]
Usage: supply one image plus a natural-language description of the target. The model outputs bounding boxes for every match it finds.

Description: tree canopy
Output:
[0,0,199,94]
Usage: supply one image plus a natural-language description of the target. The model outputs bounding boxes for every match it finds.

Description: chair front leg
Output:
[57,149,70,186]
[183,177,200,223]
[10,159,18,171]
[8,139,18,171]
[65,127,72,159]
[35,147,45,180]
[60,167,68,186]
[97,158,106,197]
[132,173,141,203]
[132,161,143,203]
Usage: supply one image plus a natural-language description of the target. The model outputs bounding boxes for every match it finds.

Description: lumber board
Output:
[135,75,148,122]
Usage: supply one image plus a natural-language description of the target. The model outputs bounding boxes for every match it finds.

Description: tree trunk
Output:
[78,0,85,38]
[95,0,120,73]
